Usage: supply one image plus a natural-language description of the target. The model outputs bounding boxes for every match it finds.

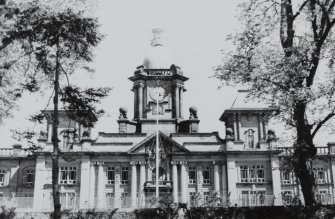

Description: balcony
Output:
[144,180,172,188]
[278,146,329,156]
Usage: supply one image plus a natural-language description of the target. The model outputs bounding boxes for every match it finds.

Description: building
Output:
[0,28,335,211]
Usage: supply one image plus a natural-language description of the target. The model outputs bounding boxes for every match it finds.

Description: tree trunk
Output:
[293,102,317,206]
[51,46,61,219]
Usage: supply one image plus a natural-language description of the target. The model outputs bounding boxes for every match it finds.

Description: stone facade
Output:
[0,29,335,211]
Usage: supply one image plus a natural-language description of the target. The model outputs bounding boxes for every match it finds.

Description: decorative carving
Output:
[225,128,234,139]
[39,131,47,139]
[82,128,91,138]
[267,129,276,141]
[119,107,128,119]
[189,106,198,119]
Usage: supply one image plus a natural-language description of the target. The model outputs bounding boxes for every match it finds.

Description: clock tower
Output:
[124,28,194,134]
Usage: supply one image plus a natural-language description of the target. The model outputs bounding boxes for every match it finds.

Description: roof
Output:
[219,90,269,121]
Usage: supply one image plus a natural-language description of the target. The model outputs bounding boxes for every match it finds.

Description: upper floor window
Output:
[244,129,255,149]
[60,129,76,150]
[107,167,115,184]
[0,169,8,187]
[280,170,291,185]
[59,166,77,184]
[313,167,327,184]
[24,169,35,187]
[203,167,210,184]
[240,165,264,183]
[121,167,129,185]
[189,166,196,184]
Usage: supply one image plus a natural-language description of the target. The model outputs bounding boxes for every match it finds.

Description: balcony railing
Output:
[278,146,329,155]
[0,197,33,209]
[0,148,31,157]
[144,180,172,187]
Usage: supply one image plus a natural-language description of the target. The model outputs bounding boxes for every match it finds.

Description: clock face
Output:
[149,87,165,101]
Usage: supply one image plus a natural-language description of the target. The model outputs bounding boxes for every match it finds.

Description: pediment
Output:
[128,131,190,154]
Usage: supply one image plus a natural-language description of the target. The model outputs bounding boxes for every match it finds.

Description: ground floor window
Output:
[106,193,114,206]
[316,189,331,204]
[241,190,265,206]
[59,192,76,209]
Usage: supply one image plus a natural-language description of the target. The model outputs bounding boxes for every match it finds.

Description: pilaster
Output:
[131,161,137,208]
[138,84,144,118]
[114,166,121,208]
[96,162,105,209]
[179,86,184,118]
[271,156,282,206]
[172,161,179,203]
[33,155,46,210]
[227,157,238,205]
[222,164,227,200]
[139,161,146,207]
[89,162,96,208]
[180,161,187,203]
[175,85,180,118]
[213,162,220,196]
[79,156,90,208]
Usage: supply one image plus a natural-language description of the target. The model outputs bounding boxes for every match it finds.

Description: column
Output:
[138,84,144,118]
[233,117,238,141]
[227,157,238,205]
[237,113,241,141]
[172,162,178,203]
[88,163,96,208]
[143,86,147,118]
[222,164,227,200]
[133,86,138,118]
[180,161,187,203]
[213,162,220,196]
[331,158,335,195]
[179,86,183,118]
[175,85,179,118]
[258,114,264,140]
[79,157,90,209]
[33,156,46,210]
[271,156,282,206]
[96,162,105,209]
[139,162,146,207]
[114,166,121,208]
[263,115,268,139]
[131,161,137,208]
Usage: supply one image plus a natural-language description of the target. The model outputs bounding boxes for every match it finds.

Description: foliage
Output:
[65,209,118,219]
[214,0,335,206]
[0,206,15,219]
[136,205,335,219]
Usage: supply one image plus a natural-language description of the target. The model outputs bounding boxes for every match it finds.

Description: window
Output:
[60,192,76,208]
[189,192,196,207]
[239,165,264,183]
[316,190,330,204]
[106,193,114,206]
[282,191,293,205]
[121,167,129,185]
[280,170,291,184]
[203,192,210,205]
[60,129,76,150]
[240,166,248,183]
[189,166,196,184]
[107,167,115,184]
[0,170,7,187]
[313,167,327,184]
[121,192,129,208]
[24,169,35,187]
[59,167,77,184]
[203,167,210,184]
[244,129,255,149]
[241,190,265,206]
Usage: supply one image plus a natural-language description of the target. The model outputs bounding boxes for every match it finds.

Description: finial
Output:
[151,28,165,47]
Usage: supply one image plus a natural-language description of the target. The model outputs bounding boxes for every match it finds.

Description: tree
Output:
[214,0,335,206]
[1,3,110,218]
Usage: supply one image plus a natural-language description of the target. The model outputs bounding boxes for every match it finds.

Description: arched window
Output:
[244,129,255,149]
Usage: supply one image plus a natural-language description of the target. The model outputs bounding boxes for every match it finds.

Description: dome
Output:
[143,28,175,69]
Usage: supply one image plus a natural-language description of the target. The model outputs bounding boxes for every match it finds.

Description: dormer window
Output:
[244,129,255,149]
[60,129,76,150]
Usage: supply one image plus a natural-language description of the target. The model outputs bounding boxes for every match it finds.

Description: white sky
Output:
[0,0,331,147]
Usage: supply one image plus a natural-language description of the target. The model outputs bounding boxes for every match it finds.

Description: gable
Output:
[128,131,190,154]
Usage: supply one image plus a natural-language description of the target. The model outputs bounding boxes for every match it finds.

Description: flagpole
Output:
[156,93,159,199]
